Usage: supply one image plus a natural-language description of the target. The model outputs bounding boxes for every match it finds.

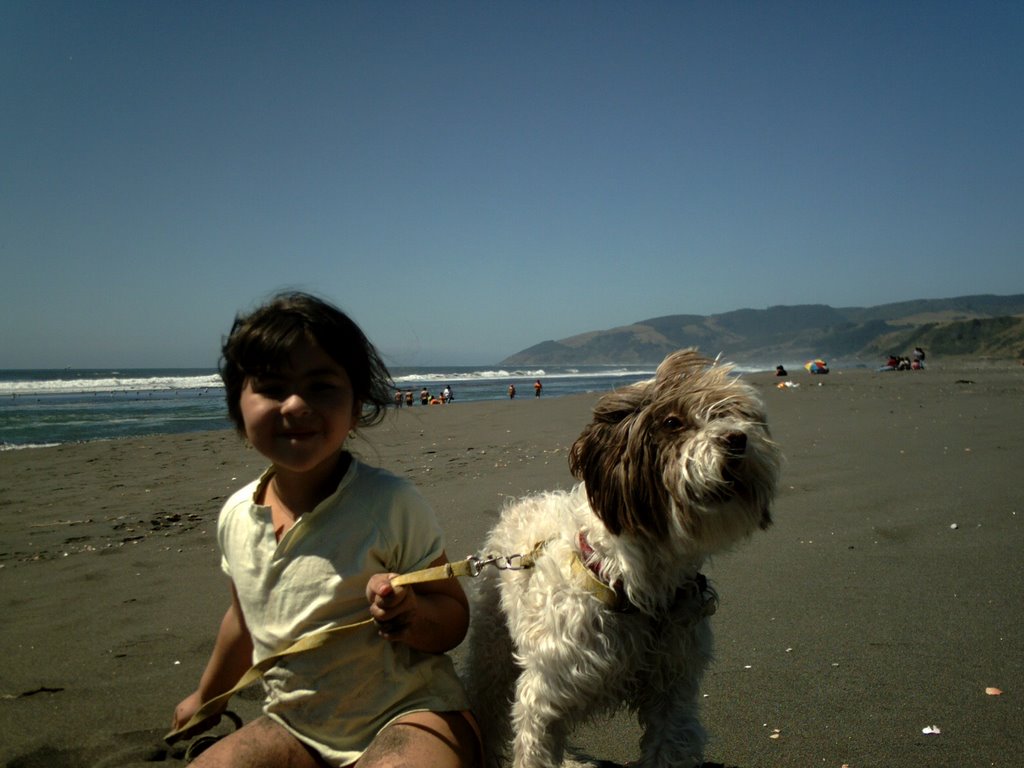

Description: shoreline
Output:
[1,366,1021,766]
[3,355,1021,453]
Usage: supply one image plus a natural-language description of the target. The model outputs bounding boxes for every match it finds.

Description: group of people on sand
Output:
[395,385,454,407]
[396,378,544,406]
[880,347,926,372]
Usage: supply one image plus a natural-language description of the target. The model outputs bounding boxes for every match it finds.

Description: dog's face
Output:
[568,349,780,551]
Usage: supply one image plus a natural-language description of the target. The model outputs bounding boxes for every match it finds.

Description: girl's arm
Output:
[171,582,254,731]
[366,553,470,654]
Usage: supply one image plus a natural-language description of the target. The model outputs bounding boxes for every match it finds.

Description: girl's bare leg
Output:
[188,716,326,768]
[358,711,481,768]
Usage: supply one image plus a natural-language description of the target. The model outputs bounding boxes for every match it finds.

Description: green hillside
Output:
[500,294,1024,365]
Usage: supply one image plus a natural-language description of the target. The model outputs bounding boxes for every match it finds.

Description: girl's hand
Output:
[366,573,418,641]
[172,689,204,731]
[364,554,469,653]
[170,689,225,739]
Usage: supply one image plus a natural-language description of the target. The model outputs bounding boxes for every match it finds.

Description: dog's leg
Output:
[637,696,705,768]
[509,666,570,768]
[633,620,711,768]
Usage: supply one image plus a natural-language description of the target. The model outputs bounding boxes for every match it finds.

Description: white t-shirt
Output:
[217,457,469,766]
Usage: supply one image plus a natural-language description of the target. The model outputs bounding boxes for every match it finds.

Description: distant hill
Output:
[499,294,1024,366]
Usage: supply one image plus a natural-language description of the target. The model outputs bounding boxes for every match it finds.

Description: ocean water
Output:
[0,365,669,450]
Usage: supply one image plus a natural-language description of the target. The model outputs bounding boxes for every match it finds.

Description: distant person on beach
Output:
[508,383,516,399]
[170,292,478,767]
[404,390,414,406]
[420,387,430,406]
[443,385,453,403]
[775,365,787,377]
[394,388,404,407]
[534,379,542,397]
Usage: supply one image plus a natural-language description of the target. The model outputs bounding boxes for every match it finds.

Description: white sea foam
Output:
[391,367,653,385]
[0,441,61,451]
[1,374,223,396]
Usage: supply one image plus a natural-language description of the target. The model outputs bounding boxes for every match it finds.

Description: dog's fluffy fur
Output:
[463,349,782,768]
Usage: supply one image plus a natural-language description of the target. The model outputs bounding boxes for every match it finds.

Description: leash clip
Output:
[464,552,533,576]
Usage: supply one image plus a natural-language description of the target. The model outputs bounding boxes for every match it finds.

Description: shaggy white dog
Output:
[463,350,782,768]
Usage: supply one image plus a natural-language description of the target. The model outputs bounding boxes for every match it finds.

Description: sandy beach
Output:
[1,361,1021,767]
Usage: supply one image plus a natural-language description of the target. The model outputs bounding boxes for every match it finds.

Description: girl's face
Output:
[239,337,360,478]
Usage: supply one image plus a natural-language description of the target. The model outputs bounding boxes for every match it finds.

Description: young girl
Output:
[171,292,479,767]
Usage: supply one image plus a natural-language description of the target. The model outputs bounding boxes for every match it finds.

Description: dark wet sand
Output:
[2,361,1021,767]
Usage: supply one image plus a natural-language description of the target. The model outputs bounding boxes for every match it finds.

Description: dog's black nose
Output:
[723,432,747,457]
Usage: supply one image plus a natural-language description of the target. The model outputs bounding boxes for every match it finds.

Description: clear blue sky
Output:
[3,1,1021,368]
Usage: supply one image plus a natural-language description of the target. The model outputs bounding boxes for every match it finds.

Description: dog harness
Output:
[572,531,718,616]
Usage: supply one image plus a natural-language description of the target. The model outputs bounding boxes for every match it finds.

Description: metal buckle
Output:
[463,553,533,577]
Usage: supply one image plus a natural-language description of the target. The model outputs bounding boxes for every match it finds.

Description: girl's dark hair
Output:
[220,292,393,434]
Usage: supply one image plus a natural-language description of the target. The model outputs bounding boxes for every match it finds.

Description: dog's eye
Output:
[663,415,685,430]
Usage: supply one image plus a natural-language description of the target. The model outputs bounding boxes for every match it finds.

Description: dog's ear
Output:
[569,383,669,537]
[569,419,628,535]
[759,507,773,530]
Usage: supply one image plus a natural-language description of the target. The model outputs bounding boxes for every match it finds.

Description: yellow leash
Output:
[164,555,532,743]
[165,617,372,743]
[165,539,703,743]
